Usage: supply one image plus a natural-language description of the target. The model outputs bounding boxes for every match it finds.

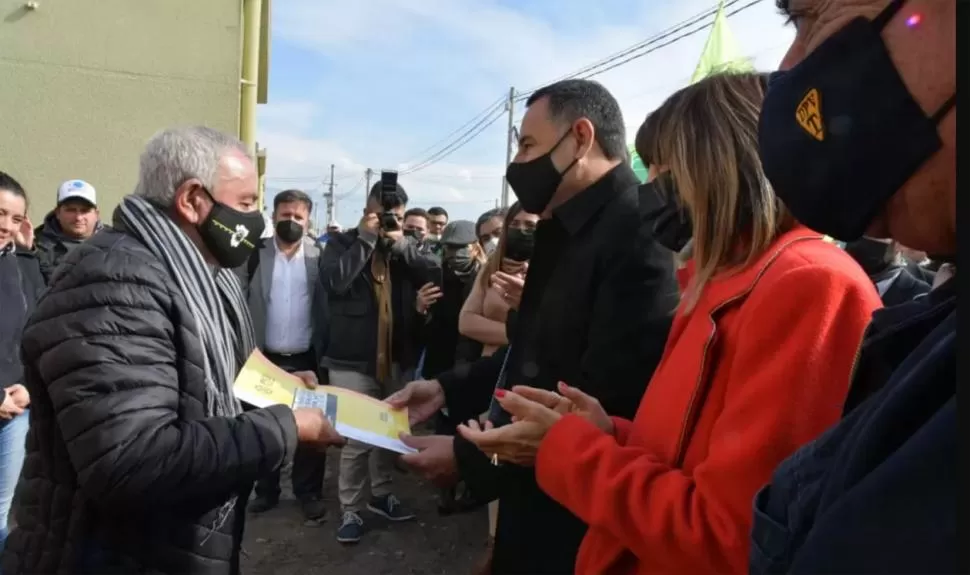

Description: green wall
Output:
[0,0,244,223]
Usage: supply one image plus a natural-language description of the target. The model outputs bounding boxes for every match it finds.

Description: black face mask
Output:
[275,219,304,244]
[844,237,895,276]
[504,228,535,262]
[198,190,265,268]
[505,132,578,214]
[758,0,956,241]
[644,175,692,253]
[404,228,425,242]
[444,247,477,276]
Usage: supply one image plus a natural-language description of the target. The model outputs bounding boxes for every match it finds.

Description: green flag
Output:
[629,143,648,183]
[628,1,752,183]
[691,0,754,83]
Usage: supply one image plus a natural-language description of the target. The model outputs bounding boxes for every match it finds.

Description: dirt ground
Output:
[241,451,488,575]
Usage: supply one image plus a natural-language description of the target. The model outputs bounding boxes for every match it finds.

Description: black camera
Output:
[379,171,401,232]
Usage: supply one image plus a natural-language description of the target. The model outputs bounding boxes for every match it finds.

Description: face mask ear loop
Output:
[931,94,957,124]
[871,0,907,30]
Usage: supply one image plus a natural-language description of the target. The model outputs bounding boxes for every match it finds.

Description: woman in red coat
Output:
[459,72,882,574]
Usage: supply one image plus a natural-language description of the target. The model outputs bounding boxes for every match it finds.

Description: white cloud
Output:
[262,0,796,222]
[257,101,318,137]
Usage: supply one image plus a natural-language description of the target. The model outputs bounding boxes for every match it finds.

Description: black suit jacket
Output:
[438,164,679,575]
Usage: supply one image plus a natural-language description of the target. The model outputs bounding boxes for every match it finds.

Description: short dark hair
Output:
[526,79,627,160]
[368,181,409,209]
[427,206,448,219]
[475,207,506,236]
[404,207,428,221]
[0,171,27,206]
[274,189,313,213]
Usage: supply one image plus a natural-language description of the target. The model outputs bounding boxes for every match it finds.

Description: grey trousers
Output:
[329,365,404,512]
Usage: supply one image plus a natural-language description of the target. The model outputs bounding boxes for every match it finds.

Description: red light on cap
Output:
[905,13,922,27]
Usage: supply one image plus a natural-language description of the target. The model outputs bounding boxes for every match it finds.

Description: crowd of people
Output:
[0,0,958,573]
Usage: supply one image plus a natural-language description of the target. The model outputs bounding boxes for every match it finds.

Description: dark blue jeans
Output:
[0,410,28,555]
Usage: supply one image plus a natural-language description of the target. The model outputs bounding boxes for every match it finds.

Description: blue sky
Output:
[257,0,795,229]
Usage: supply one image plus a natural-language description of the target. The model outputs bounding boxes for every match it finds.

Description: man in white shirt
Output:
[237,189,330,523]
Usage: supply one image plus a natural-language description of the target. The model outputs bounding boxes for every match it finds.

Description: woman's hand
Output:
[15,217,33,250]
[491,272,525,310]
[514,382,613,434]
[416,282,443,314]
[500,259,528,277]
[0,386,27,420]
[457,389,562,466]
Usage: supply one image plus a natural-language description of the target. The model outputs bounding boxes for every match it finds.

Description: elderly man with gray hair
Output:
[1,126,344,575]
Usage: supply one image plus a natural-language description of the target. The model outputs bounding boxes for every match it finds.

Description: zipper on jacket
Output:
[672,235,821,466]
[673,290,754,467]
[673,313,719,467]
[847,334,865,387]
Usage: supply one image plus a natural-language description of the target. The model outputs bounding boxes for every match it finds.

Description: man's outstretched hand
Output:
[385,379,445,426]
[293,408,345,450]
[399,434,458,487]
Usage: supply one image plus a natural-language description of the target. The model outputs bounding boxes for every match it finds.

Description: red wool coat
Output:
[535,227,882,574]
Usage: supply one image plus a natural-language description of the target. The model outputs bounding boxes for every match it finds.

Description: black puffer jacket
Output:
[2,226,299,575]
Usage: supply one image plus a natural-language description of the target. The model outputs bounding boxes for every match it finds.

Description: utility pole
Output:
[364,168,374,207]
[501,86,516,208]
[325,164,336,228]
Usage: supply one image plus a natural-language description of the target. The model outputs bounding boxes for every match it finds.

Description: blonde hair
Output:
[636,72,793,310]
[478,202,525,291]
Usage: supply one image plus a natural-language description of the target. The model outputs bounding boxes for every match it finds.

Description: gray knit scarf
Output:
[117,194,255,534]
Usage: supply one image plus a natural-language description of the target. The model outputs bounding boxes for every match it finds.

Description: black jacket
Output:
[871,264,931,307]
[438,165,679,575]
[319,229,438,375]
[0,245,45,387]
[2,227,298,575]
[419,264,483,379]
[33,211,104,282]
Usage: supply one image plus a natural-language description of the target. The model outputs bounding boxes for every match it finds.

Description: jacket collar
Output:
[680,225,826,310]
[552,163,639,236]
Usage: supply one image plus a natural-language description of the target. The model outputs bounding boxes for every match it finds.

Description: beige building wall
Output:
[0,0,245,223]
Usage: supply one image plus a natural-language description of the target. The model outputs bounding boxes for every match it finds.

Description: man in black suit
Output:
[390,79,679,574]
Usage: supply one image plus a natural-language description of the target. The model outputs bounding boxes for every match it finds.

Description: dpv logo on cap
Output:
[796,88,824,142]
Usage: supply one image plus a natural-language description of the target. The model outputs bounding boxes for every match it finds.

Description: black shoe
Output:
[336,511,365,544]
[367,494,415,522]
[437,486,459,516]
[248,495,279,514]
[437,486,480,515]
[298,495,327,524]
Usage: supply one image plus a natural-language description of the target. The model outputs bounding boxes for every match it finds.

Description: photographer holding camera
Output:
[319,173,438,544]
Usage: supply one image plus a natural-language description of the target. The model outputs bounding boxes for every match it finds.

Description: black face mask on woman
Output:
[198,189,265,268]
[505,132,579,214]
[844,237,895,276]
[275,220,304,244]
[758,0,956,241]
[503,228,535,262]
[644,174,692,253]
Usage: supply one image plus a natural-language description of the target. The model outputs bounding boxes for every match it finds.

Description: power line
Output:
[392,0,766,178]
[515,2,723,99]
[583,0,766,81]
[399,95,507,168]
[338,175,366,200]
[515,0,763,102]
[400,106,507,175]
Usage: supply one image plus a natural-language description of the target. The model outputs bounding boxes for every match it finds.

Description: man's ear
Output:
[573,118,596,159]
[173,179,206,225]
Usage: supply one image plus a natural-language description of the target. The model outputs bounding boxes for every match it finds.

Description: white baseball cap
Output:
[57,179,97,207]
